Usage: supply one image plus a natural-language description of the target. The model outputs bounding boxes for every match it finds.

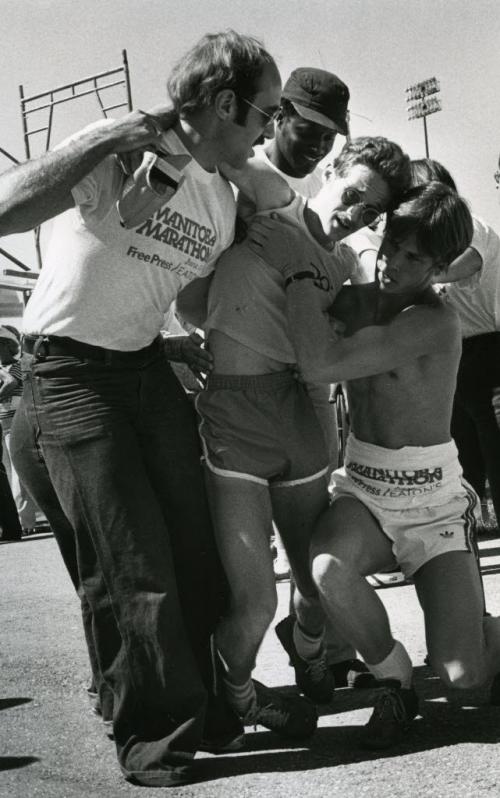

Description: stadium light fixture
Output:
[405,77,442,157]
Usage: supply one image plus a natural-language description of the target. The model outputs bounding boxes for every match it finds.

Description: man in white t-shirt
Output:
[0,31,282,788]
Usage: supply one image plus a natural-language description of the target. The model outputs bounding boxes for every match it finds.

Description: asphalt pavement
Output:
[2,531,500,798]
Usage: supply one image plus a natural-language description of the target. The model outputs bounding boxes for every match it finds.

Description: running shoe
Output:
[242,679,317,739]
[275,615,335,703]
[361,679,419,750]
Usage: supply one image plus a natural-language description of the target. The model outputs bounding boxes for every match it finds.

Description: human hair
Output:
[387,181,472,268]
[167,30,276,125]
[410,158,457,191]
[333,136,411,207]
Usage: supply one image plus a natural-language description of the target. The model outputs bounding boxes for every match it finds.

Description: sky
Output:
[0,0,499,271]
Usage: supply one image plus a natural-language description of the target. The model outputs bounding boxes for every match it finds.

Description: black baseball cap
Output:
[282,68,350,135]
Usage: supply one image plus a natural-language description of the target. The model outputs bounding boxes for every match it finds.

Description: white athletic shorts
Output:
[330,435,481,577]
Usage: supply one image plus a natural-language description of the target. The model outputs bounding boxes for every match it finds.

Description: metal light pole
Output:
[405,78,442,158]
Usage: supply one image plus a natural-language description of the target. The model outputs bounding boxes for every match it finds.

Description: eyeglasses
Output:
[241,97,280,124]
[494,169,500,189]
[341,187,382,226]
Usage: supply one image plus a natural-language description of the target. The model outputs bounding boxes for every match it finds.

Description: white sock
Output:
[223,677,255,715]
[366,640,413,689]
[293,621,324,662]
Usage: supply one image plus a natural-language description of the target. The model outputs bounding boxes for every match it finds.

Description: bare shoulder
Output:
[399,297,461,353]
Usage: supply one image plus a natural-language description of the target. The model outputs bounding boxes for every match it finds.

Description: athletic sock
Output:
[293,621,324,662]
[223,676,256,716]
[366,639,413,689]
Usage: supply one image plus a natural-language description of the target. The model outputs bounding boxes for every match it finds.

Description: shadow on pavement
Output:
[0,756,39,772]
[194,665,500,783]
[0,697,33,711]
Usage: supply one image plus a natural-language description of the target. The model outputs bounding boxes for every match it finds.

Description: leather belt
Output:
[22,334,160,364]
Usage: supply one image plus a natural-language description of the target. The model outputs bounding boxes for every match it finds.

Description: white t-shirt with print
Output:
[23,128,235,351]
[445,215,500,338]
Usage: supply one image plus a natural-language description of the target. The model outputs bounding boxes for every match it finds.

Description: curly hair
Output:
[334,136,411,207]
[167,30,277,125]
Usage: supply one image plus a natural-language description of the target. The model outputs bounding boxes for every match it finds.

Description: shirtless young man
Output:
[187,137,410,735]
[270,179,500,748]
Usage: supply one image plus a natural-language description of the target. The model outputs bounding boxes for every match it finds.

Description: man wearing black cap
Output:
[255,67,349,192]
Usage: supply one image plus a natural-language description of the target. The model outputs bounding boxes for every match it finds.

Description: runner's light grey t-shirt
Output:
[23,128,235,350]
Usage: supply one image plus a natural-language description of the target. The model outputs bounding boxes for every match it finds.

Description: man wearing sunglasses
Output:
[0,30,283,788]
[184,136,410,727]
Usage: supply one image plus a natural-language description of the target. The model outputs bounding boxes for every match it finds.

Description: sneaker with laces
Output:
[275,615,335,703]
[361,679,419,750]
[242,679,317,740]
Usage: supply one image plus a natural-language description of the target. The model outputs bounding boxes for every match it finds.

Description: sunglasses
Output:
[241,97,280,124]
[341,187,382,226]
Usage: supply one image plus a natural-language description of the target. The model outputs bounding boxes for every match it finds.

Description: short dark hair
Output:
[410,158,457,192]
[387,181,473,268]
[167,30,277,125]
[334,136,411,207]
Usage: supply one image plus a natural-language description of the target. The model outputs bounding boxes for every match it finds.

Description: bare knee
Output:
[311,551,350,597]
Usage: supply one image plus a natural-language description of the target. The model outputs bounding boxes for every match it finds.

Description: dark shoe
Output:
[362,679,419,750]
[126,761,195,787]
[490,672,500,706]
[330,658,376,689]
[242,679,317,740]
[275,615,335,703]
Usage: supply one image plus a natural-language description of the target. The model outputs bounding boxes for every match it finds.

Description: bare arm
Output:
[286,279,460,383]
[176,273,214,329]
[433,246,482,284]
[0,109,172,235]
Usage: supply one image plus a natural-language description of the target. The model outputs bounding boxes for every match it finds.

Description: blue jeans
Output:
[13,338,230,780]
